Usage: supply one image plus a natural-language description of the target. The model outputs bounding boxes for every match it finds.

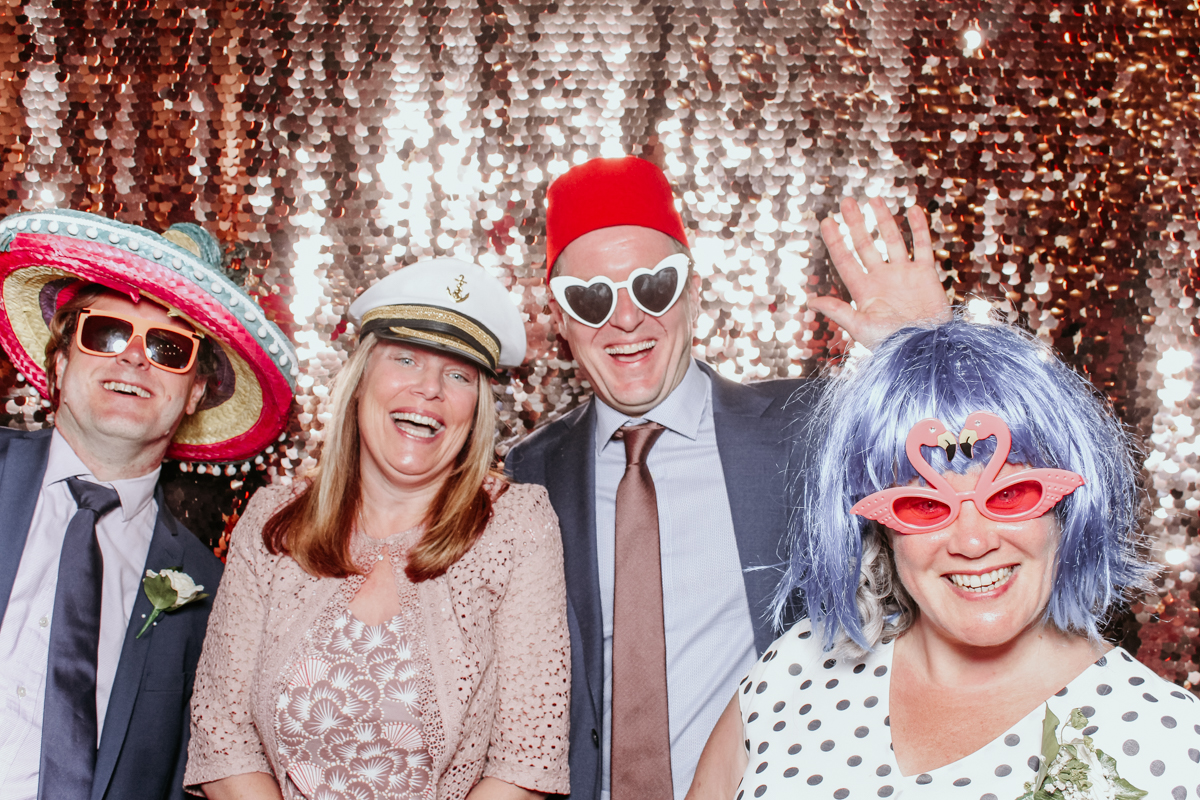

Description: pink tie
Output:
[610,422,673,800]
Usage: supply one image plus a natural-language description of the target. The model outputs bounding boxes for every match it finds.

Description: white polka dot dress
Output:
[737,620,1200,799]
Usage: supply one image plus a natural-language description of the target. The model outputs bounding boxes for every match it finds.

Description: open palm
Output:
[811,196,951,349]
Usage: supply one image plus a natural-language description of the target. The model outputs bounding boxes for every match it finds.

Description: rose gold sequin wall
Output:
[0,0,1195,688]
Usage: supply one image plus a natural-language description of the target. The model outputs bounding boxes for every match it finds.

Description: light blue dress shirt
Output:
[594,359,758,800]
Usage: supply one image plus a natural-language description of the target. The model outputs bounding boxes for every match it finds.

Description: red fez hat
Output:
[544,156,688,279]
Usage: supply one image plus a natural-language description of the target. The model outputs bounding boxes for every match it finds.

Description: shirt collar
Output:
[44,430,162,522]
[593,359,711,455]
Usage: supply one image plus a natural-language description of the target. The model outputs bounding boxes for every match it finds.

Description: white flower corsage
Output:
[136,568,209,638]
[1018,706,1146,800]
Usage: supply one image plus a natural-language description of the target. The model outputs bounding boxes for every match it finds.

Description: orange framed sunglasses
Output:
[74,308,202,374]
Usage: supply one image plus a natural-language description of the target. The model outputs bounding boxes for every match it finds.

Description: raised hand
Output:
[809,196,951,350]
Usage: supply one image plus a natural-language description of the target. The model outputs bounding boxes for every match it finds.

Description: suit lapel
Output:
[544,400,602,718]
[705,365,793,653]
[0,431,52,615]
[92,490,184,800]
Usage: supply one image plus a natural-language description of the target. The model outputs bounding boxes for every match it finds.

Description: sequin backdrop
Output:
[0,0,1195,689]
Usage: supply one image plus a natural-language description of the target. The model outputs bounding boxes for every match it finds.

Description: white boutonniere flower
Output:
[136,568,209,638]
[1018,706,1146,800]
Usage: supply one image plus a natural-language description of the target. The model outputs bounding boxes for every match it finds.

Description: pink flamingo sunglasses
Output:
[850,411,1085,535]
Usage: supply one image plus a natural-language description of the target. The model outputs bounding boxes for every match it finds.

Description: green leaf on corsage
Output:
[136,567,208,638]
[1017,706,1147,800]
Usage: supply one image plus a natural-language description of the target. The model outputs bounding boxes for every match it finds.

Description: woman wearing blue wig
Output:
[687,320,1200,799]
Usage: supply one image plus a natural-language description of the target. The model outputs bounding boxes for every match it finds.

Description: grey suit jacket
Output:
[0,427,223,800]
[506,362,817,800]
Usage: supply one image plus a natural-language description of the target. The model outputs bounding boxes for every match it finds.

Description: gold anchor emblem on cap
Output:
[447,274,470,303]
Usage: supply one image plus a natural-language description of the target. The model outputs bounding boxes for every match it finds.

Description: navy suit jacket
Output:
[0,427,223,800]
[506,362,818,800]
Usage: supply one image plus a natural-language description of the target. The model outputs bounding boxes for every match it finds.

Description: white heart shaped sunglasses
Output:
[548,253,691,328]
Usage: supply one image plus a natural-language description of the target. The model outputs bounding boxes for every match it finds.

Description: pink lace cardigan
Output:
[184,481,571,798]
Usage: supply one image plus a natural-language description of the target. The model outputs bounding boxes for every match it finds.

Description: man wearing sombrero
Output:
[0,210,296,800]
[506,156,951,800]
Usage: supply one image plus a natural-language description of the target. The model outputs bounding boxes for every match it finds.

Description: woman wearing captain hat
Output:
[186,259,570,800]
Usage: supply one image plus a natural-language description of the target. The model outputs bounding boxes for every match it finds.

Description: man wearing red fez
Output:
[506,156,949,800]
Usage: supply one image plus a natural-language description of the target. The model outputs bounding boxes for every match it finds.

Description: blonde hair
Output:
[263,332,504,581]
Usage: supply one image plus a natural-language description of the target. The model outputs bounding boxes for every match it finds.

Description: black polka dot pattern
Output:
[737,620,1200,798]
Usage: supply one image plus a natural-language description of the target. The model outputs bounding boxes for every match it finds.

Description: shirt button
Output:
[17,686,26,698]
[38,617,49,628]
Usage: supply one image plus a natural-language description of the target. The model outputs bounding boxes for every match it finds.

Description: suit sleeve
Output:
[481,485,572,793]
[183,488,280,791]
[503,437,537,484]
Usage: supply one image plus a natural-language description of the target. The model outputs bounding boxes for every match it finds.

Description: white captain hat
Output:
[348,257,527,375]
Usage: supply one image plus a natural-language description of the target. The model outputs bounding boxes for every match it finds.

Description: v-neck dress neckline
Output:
[737,620,1200,798]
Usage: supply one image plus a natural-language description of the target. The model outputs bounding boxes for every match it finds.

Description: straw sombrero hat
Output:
[0,209,297,462]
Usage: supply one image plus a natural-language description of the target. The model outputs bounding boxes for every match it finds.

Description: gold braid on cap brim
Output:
[360,304,500,369]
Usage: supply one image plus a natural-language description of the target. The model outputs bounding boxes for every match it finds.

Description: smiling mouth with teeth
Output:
[103,381,150,398]
[948,566,1016,593]
[604,339,656,356]
[390,412,445,439]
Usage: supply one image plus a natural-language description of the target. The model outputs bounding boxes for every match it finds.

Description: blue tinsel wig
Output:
[775,319,1150,651]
